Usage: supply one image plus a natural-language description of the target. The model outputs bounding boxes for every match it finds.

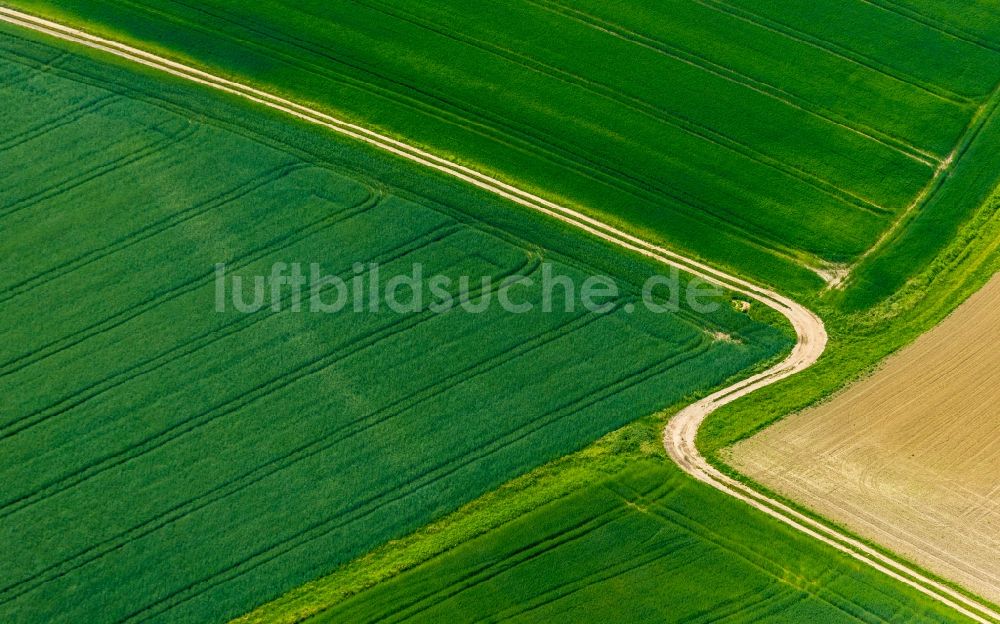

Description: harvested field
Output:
[729,274,1000,604]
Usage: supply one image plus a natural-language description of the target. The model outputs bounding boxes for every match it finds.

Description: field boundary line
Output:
[1,7,997,622]
[840,81,1000,288]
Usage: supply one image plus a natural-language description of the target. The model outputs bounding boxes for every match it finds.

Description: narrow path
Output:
[0,7,996,623]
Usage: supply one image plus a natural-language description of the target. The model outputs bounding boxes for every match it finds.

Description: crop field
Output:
[309,459,967,624]
[0,27,796,624]
[5,2,1000,624]
[9,0,1000,302]
[729,274,1000,606]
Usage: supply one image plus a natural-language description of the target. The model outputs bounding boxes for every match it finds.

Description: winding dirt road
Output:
[1,6,997,623]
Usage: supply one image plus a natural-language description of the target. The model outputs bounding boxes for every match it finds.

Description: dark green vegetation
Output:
[325,463,962,624]
[0,27,793,624]
[8,0,1000,302]
[4,2,1000,623]
[239,424,969,624]
[234,185,1000,624]
[239,194,1000,624]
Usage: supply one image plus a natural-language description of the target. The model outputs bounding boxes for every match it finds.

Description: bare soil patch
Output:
[729,274,1000,604]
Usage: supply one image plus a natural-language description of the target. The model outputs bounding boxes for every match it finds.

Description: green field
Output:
[238,199,1000,624]
[236,421,972,624]
[4,2,1000,623]
[7,0,1000,302]
[319,460,964,624]
[235,176,1000,622]
[0,27,793,624]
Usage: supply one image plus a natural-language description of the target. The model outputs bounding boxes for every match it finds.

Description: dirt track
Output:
[730,274,1000,605]
[0,6,997,622]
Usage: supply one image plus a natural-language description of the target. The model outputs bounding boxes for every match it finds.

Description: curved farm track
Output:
[0,6,996,623]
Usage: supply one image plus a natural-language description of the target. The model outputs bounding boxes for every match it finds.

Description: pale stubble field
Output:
[730,275,1000,604]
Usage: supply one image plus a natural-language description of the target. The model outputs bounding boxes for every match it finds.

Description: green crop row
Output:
[8,0,997,298]
[240,432,969,624]
[0,28,790,624]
